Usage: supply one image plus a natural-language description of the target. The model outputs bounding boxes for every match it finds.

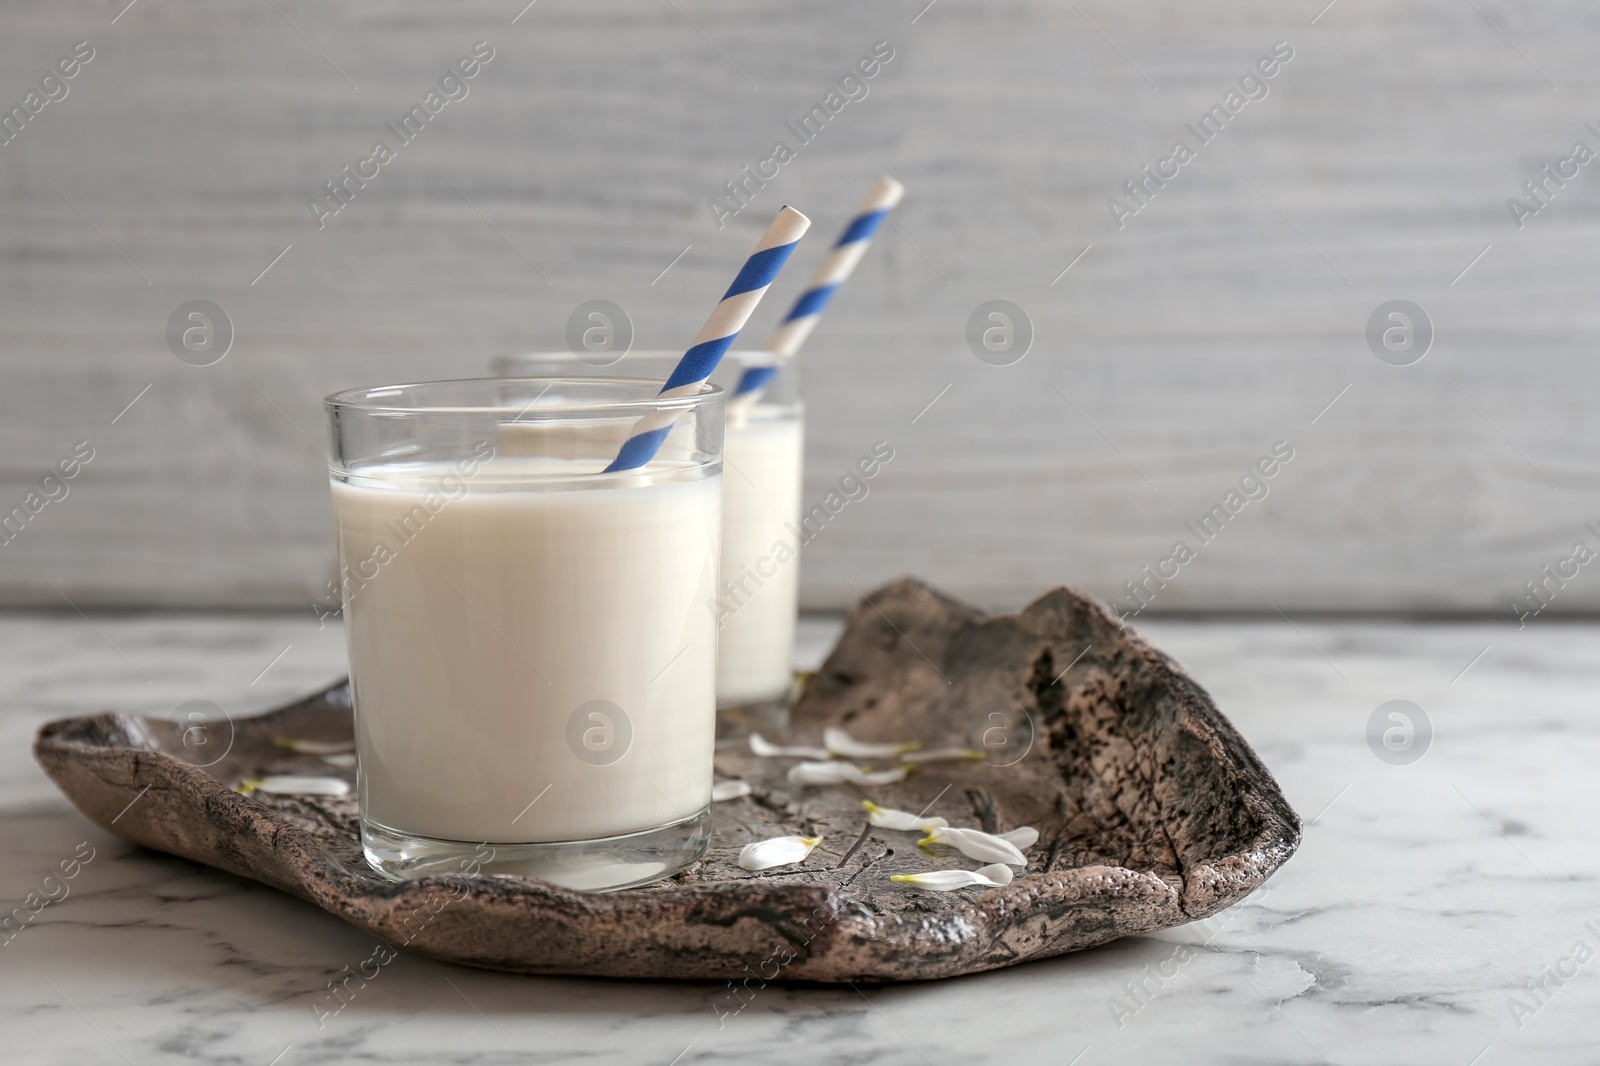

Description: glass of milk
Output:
[325,376,723,891]
[493,352,802,743]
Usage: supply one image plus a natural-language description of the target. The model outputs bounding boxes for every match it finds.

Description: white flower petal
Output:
[749,733,830,760]
[862,800,947,831]
[787,762,912,787]
[980,862,1015,885]
[711,779,752,802]
[243,775,351,797]
[889,863,1014,892]
[1000,826,1040,849]
[274,737,355,755]
[899,747,987,765]
[823,727,920,759]
[737,835,821,872]
[919,826,1028,866]
[321,753,357,769]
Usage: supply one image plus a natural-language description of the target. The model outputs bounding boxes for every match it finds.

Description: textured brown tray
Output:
[34,578,1298,983]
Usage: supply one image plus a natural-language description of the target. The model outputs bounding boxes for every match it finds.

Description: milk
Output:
[716,413,804,706]
[331,457,720,845]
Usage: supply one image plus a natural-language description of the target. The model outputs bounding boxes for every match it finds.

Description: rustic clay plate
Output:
[34,579,1299,983]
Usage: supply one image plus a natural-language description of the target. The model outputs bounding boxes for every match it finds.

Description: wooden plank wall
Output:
[1,0,1597,615]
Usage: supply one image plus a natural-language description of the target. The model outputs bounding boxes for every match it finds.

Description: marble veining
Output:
[2,611,1598,1064]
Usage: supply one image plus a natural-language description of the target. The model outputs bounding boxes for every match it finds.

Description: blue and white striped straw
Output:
[603,205,811,473]
[730,176,905,408]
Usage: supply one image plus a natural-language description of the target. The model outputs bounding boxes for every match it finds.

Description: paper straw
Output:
[603,205,811,472]
[728,176,904,409]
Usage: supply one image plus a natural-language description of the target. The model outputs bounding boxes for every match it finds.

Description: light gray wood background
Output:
[2,0,1597,614]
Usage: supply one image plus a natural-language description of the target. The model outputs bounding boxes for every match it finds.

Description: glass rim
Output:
[324,375,725,417]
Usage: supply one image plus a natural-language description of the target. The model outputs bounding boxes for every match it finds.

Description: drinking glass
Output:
[325,376,723,891]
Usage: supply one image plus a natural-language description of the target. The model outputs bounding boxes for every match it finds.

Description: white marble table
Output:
[2,610,1595,1065]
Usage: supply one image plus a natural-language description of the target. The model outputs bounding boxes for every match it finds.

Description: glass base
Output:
[716,690,790,746]
[360,807,711,892]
